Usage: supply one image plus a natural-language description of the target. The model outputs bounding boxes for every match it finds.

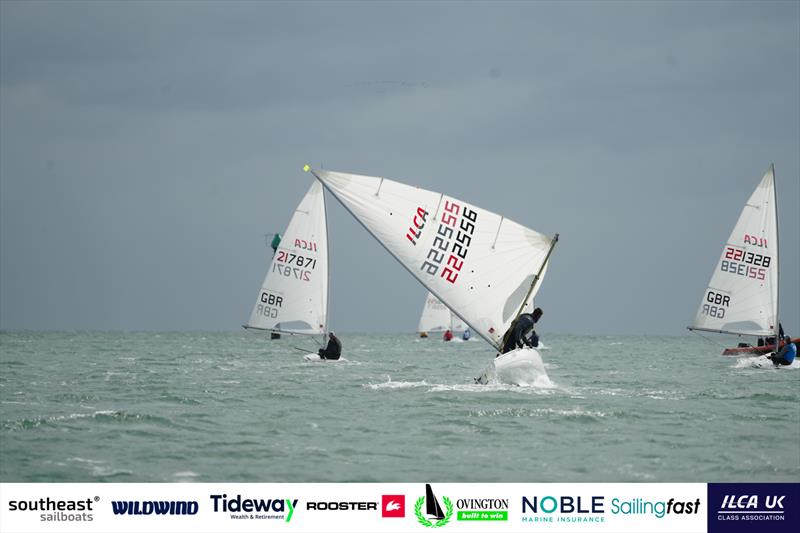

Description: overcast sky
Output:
[1,0,798,336]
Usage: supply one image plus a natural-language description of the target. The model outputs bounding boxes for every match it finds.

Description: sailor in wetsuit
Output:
[767,336,796,367]
[318,331,342,360]
[499,307,543,354]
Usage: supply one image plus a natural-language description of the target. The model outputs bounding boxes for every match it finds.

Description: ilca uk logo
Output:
[415,484,454,528]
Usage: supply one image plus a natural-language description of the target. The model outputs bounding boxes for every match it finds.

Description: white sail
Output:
[309,167,554,350]
[417,291,467,334]
[690,165,778,337]
[417,292,452,333]
[246,180,328,336]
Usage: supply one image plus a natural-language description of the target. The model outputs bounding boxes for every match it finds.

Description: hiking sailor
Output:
[500,307,543,354]
[767,336,796,367]
[318,331,342,360]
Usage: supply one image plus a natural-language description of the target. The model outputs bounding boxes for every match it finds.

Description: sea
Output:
[1,331,797,483]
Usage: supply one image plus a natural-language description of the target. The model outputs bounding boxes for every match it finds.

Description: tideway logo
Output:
[521,495,700,524]
[210,494,297,522]
[111,500,199,516]
[415,484,454,528]
[7,496,98,523]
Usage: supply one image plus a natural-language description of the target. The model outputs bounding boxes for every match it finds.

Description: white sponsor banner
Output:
[0,483,706,533]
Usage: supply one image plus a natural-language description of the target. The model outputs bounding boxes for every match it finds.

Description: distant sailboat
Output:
[306,165,557,385]
[688,164,798,355]
[417,291,467,339]
[244,181,331,358]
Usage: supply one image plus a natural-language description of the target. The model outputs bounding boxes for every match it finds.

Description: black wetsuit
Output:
[318,335,342,360]
[500,313,539,354]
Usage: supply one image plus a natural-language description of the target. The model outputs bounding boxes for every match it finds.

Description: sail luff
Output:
[772,163,780,343]
[322,184,331,344]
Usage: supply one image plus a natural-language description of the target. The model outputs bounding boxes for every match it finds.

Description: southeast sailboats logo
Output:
[415,484,453,528]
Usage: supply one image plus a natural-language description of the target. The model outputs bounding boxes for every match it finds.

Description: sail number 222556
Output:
[419,200,478,284]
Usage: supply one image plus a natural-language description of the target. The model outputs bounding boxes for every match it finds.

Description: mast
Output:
[514,234,559,321]
[323,180,332,345]
[497,234,558,351]
[772,163,780,348]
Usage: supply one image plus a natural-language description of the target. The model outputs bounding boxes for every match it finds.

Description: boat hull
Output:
[303,353,346,363]
[722,338,800,356]
[475,347,549,386]
[750,354,800,369]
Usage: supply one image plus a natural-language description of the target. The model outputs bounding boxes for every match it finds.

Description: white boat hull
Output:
[475,347,549,386]
[303,353,346,363]
[750,355,800,369]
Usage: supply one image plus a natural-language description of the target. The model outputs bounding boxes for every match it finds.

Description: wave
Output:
[2,410,176,432]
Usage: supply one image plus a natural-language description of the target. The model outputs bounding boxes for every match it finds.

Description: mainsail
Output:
[308,167,554,350]
[417,291,467,334]
[689,165,779,337]
[245,180,329,337]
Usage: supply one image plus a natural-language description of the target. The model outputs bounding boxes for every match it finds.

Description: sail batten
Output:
[690,166,778,337]
[311,168,553,350]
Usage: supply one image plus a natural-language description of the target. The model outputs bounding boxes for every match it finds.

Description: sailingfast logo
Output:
[209,494,297,522]
[111,500,198,516]
[7,496,98,523]
[415,484,453,528]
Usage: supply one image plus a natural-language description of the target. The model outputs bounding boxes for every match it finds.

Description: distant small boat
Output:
[417,291,467,339]
[688,164,797,355]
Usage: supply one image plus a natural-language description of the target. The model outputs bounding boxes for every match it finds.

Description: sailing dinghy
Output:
[417,291,469,340]
[244,180,338,361]
[688,164,799,355]
[305,165,557,385]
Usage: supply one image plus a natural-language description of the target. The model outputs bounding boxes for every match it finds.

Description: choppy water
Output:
[1,331,797,482]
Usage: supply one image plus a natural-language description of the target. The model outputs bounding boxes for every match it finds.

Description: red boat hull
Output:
[722,338,800,356]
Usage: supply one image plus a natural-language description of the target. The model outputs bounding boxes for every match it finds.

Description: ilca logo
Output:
[708,482,798,530]
[415,484,453,528]
[382,495,405,518]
